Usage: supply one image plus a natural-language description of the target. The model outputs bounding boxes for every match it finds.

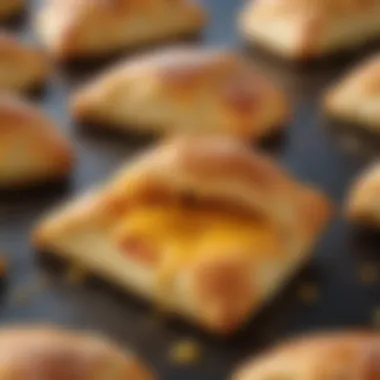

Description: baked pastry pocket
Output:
[0,94,74,188]
[346,163,380,226]
[0,33,49,92]
[34,136,332,335]
[36,0,207,60]
[239,0,380,60]
[0,326,154,380]
[233,331,380,380]
[325,55,380,131]
[71,48,289,141]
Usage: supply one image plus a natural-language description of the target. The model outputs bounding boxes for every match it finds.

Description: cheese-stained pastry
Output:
[36,0,207,60]
[0,326,154,380]
[239,0,380,60]
[71,48,289,140]
[0,0,24,20]
[325,55,380,131]
[0,94,74,187]
[346,163,380,226]
[234,332,380,380]
[0,33,50,92]
[34,136,332,334]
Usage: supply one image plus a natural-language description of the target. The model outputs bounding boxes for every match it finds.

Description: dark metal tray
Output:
[1,1,380,379]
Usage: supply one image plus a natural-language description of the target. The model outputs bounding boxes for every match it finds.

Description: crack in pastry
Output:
[233,332,380,380]
[0,0,24,20]
[239,0,380,60]
[325,55,380,131]
[0,33,50,93]
[0,94,74,188]
[0,326,154,380]
[346,163,380,227]
[35,0,207,60]
[34,136,331,334]
[71,48,289,141]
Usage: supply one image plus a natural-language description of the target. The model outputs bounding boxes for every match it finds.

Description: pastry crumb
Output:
[298,283,319,305]
[169,339,202,365]
[66,265,87,285]
[358,263,378,285]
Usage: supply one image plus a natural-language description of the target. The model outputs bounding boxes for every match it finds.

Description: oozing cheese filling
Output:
[114,204,282,287]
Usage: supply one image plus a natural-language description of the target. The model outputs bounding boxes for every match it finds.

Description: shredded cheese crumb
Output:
[358,263,378,285]
[298,283,319,305]
[169,340,202,365]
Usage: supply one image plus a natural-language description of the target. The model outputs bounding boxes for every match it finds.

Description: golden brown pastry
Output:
[325,55,380,131]
[36,0,207,60]
[0,326,154,380]
[0,94,74,187]
[234,331,380,380]
[239,0,380,60]
[71,48,289,141]
[346,162,380,226]
[34,136,332,335]
[0,0,24,20]
[0,33,50,92]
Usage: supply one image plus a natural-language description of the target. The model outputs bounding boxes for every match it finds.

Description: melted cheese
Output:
[114,204,282,292]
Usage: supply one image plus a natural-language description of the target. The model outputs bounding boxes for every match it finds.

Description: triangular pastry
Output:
[0,0,23,20]
[71,48,289,141]
[0,33,50,92]
[346,163,380,226]
[234,332,380,380]
[36,0,207,60]
[325,55,380,131]
[34,136,332,334]
[0,94,74,187]
[239,0,380,60]
[0,326,154,380]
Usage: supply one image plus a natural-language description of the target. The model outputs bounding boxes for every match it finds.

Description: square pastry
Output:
[71,48,289,141]
[34,136,332,334]
[325,55,380,131]
[239,0,380,60]
[0,33,49,92]
[36,0,207,60]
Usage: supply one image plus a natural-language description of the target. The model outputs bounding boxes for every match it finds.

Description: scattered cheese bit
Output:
[358,263,379,285]
[66,265,87,285]
[169,340,202,365]
[298,283,319,305]
[372,307,380,329]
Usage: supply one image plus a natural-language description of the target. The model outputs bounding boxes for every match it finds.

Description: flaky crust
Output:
[234,331,380,380]
[346,162,380,226]
[0,326,154,380]
[34,136,332,335]
[0,33,50,92]
[0,94,74,187]
[72,48,289,141]
[36,0,207,60]
[325,55,380,130]
[239,0,380,60]
[0,0,23,20]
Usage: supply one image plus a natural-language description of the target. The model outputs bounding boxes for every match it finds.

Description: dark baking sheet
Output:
[1,0,380,379]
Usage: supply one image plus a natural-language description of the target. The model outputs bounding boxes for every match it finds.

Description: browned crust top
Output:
[0,326,154,380]
[235,332,380,380]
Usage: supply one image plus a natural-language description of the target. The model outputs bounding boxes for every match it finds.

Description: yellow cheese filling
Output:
[114,204,282,281]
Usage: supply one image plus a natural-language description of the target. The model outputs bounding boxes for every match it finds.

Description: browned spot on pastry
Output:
[194,258,255,332]
[121,236,159,266]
